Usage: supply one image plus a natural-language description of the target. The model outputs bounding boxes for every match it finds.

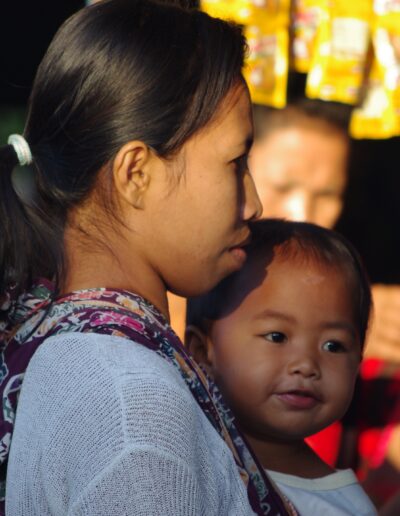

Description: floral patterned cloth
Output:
[0,284,294,516]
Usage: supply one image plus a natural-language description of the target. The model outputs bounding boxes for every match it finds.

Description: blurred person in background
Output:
[250,100,349,230]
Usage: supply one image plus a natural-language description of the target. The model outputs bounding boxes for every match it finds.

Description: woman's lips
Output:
[275,390,320,409]
[229,246,248,267]
[228,233,251,267]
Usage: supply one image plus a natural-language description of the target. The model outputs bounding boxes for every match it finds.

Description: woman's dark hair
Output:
[0,0,247,302]
[187,219,372,347]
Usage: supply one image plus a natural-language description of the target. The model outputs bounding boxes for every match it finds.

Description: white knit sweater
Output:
[6,332,256,515]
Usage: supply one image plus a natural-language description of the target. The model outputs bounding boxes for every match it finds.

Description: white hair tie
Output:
[7,134,33,166]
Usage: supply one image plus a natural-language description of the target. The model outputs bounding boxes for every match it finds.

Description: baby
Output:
[186,219,377,515]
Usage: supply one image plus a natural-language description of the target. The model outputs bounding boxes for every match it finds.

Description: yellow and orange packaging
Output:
[350,0,400,138]
[201,0,291,108]
[291,0,323,73]
[306,0,373,105]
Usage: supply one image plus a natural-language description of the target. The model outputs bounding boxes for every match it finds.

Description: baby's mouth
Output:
[275,390,321,409]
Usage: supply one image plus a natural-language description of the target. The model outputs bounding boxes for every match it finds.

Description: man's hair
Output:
[253,98,352,141]
[187,219,372,346]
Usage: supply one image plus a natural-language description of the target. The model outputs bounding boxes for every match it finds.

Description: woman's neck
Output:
[244,431,335,479]
[62,223,170,320]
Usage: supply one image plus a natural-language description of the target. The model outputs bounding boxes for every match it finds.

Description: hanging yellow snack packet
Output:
[306,0,372,105]
[244,1,290,108]
[200,0,264,25]
[291,0,323,73]
[350,1,400,138]
[200,0,240,21]
[350,59,393,138]
[201,1,291,108]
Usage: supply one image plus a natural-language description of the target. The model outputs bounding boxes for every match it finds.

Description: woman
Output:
[0,1,298,514]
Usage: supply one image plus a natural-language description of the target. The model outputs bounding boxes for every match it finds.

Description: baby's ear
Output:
[185,325,215,374]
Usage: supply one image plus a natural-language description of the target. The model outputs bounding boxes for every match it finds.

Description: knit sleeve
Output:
[7,333,255,515]
[71,445,204,516]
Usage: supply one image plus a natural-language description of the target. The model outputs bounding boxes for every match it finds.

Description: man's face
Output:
[249,126,348,228]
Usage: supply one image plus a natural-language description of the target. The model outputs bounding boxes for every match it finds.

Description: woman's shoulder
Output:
[21,331,209,460]
[30,331,185,387]
[25,332,199,431]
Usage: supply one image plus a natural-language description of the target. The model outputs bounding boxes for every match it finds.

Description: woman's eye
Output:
[264,332,287,343]
[233,154,248,175]
[322,340,346,353]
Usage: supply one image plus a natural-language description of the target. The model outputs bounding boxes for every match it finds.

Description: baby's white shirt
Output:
[6,332,256,515]
[267,468,378,516]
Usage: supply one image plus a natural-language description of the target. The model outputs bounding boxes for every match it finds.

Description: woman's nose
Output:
[242,171,263,221]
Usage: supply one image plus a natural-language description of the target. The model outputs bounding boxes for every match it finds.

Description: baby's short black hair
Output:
[187,219,372,347]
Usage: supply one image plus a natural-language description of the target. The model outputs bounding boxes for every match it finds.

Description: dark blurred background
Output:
[0,2,83,139]
[1,1,400,284]
[339,136,400,284]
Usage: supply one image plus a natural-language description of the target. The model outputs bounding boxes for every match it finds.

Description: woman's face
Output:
[249,126,348,229]
[144,85,262,297]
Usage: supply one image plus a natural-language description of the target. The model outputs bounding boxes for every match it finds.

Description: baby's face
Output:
[207,256,361,442]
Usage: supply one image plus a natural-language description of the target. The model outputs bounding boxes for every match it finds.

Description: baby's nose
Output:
[287,354,321,379]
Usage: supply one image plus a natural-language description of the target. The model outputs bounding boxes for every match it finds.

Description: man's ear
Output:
[185,324,215,374]
[112,141,152,209]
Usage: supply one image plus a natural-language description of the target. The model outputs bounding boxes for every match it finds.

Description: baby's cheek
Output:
[323,359,356,391]
[344,358,361,386]
[217,367,254,405]
[330,370,357,410]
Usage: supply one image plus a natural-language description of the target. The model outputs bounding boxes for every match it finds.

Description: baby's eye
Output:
[264,332,287,343]
[322,340,346,353]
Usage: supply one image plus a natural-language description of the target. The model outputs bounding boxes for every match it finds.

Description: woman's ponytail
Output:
[0,140,36,299]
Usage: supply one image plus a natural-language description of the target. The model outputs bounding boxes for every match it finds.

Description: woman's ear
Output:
[112,141,152,209]
[185,324,215,374]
